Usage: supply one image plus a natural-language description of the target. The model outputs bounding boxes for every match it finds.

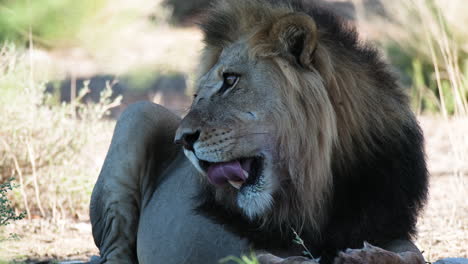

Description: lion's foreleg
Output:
[90,102,180,263]
[90,103,153,263]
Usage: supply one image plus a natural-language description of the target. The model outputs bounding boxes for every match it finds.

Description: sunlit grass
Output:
[358,0,468,116]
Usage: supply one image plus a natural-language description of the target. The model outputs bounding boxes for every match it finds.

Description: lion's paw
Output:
[333,242,423,264]
[257,253,319,264]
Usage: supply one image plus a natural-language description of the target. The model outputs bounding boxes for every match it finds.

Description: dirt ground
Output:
[416,116,468,261]
[1,115,467,263]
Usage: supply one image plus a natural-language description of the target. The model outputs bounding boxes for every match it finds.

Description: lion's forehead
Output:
[219,41,250,61]
[196,42,250,93]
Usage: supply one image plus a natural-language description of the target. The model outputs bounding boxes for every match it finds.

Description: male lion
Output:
[90,0,428,263]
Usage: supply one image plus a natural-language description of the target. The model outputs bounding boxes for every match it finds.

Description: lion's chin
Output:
[218,165,276,220]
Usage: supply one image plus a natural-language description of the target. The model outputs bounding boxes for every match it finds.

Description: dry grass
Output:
[0,45,117,221]
[0,0,204,229]
[0,45,113,260]
[356,0,468,115]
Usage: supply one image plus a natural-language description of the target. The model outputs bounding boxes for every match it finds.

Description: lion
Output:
[89,0,429,263]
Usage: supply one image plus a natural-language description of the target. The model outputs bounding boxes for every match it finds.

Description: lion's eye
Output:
[219,73,240,94]
[224,74,238,87]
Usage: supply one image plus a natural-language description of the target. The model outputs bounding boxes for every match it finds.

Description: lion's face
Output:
[171,0,423,238]
[175,4,337,228]
[175,41,284,219]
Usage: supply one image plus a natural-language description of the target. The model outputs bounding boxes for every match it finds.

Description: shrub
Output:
[0,178,25,243]
[0,178,25,227]
[0,44,119,219]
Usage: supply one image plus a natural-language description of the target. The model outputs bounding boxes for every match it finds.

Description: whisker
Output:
[229,132,270,139]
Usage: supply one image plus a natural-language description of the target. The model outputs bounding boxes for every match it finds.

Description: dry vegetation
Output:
[0,45,114,262]
[0,46,118,221]
[356,0,468,116]
[358,0,468,260]
[0,0,466,263]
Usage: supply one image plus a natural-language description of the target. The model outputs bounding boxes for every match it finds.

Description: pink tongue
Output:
[207,160,247,186]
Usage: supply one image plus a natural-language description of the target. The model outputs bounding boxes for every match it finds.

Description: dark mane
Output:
[200,0,361,55]
[195,1,429,263]
[198,0,394,89]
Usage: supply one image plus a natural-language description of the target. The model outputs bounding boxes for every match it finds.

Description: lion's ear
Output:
[269,13,318,69]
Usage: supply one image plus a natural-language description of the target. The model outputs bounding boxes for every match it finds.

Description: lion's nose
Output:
[174,128,200,152]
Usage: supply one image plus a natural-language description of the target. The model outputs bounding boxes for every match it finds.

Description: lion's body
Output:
[90,103,250,264]
[137,149,249,263]
[90,1,428,263]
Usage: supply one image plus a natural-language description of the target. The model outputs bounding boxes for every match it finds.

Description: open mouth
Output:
[199,156,264,190]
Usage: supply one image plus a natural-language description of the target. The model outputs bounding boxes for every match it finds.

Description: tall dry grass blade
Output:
[26,138,45,218]
[433,7,467,115]
[417,0,448,118]
[360,0,467,116]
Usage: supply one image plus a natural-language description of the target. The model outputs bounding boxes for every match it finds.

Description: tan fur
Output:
[197,0,413,233]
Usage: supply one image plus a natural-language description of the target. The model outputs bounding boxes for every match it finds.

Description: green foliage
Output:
[384,43,467,115]
[410,59,442,114]
[0,178,25,244]
[0,0,106,47]
[0,178,25,227]
[219,252,259,264]
[218,229,319,264]
[292,228,318,261]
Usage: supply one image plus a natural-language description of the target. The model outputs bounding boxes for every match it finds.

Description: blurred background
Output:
[0,0,466,263]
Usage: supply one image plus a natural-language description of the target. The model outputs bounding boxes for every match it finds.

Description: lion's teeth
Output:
[242,169,249,178]
[228,180,243,189]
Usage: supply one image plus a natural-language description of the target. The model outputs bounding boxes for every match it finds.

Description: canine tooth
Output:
[228,180,243,190]
[242,169,249,178]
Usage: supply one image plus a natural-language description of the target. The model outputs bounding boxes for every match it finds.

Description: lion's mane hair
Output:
[196,0,428,260]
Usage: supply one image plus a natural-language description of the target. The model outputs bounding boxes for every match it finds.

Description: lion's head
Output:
[174,0,414,234]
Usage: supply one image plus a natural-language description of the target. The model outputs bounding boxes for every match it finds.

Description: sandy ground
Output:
[416,116,468,262]
[1,115,467,263]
